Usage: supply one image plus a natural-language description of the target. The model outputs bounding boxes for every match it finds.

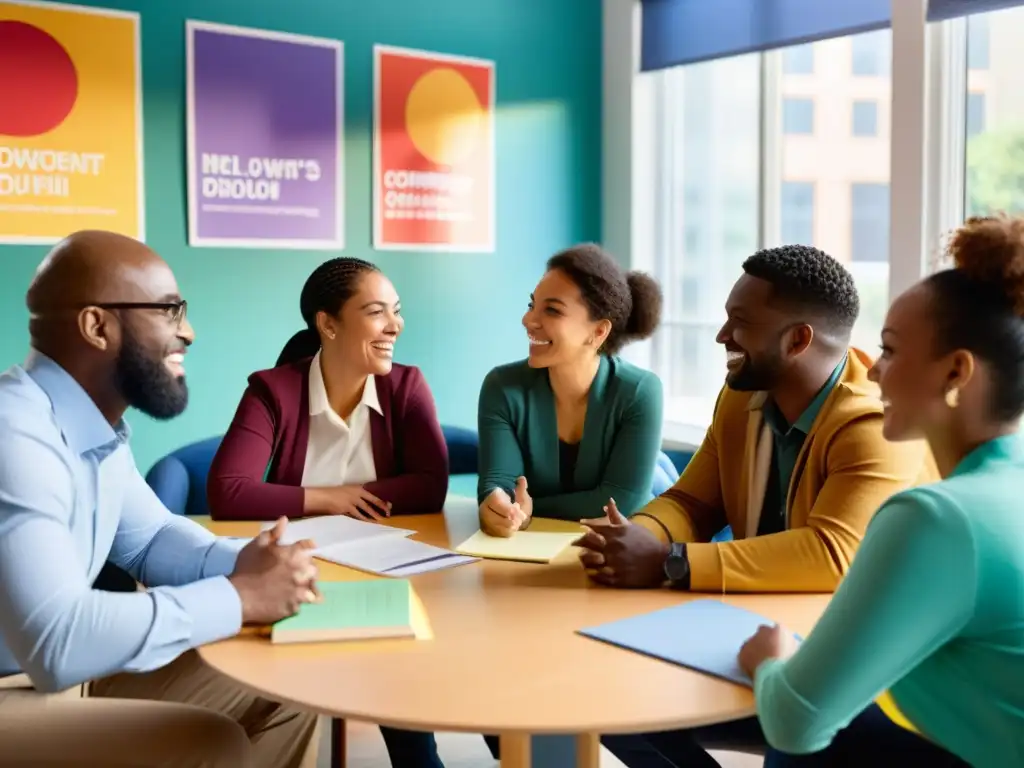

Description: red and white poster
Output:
[373,45,494,252]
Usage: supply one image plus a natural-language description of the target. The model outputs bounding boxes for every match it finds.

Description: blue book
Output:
[578,599,796,687]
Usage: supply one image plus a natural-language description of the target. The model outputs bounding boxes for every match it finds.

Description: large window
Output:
[647,54,761,433]
[635,4,1024,444]
[965,6,1024,218]
[645,30,893,440]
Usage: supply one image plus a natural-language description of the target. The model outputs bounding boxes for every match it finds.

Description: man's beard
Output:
[726,348,785,392]
[114,329,189,420]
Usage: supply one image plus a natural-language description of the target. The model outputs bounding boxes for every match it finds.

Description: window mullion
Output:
[888,0,931,301]
[760,50,782,250]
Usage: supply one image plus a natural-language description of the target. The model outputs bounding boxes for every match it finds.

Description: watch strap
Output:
[633,512,673,543]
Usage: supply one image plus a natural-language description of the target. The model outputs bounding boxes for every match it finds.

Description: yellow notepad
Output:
[454,529,581,563]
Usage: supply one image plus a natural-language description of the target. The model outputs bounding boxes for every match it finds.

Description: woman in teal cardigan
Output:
[739,215,1024,768]
[477,243,664,535]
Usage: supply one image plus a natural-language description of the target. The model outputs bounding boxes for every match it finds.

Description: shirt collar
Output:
[308,351,382,418]
[950,432,1024,478]
[764,359,847,438]
[24,351,130,456]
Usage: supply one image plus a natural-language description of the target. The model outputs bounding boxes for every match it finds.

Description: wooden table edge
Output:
[200,649,756,736]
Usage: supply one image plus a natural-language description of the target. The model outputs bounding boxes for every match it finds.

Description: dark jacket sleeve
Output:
[206,377,305,521]
[363,367,449,515]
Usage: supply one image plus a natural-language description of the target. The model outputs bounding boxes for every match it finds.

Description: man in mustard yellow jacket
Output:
[578,245,935,595]
[579,245,937,767]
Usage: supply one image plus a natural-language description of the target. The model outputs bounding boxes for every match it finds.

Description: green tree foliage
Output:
[966,127,1024,217]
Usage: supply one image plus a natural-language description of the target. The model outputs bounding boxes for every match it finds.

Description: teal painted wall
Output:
[0,0,601,472]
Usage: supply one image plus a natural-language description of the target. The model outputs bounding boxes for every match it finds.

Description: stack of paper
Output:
[454,529,582,563]
[271,516,478,576]
[577,599,799,686]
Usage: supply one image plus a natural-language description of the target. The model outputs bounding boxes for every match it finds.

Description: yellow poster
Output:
[0,0,143,244]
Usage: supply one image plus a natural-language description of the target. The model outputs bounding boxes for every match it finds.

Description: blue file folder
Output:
[578,599,797,687]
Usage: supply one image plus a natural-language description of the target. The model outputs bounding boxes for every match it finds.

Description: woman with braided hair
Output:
[208,257,450,766]
[208,256,448,523]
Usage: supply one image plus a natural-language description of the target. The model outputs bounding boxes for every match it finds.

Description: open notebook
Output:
[578,599,800,686]
[271,579,433,644]
[270,516,478,576]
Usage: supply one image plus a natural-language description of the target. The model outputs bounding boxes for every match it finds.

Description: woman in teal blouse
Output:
[739,215,1024,768]
[477,243,664,534]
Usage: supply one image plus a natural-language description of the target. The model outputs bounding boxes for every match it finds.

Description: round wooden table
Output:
[198,497,829,767]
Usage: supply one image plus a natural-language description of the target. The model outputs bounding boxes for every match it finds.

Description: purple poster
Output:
[186,21,343,249]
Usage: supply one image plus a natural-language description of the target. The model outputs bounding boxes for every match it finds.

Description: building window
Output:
[783,44,814,74]
[851,30,891,76]
[851,183,890,263]
[967,92,986,137]
[968,14,990,70]
[852,100,879,137]
[780,182,815,245]
[783,98,814,134]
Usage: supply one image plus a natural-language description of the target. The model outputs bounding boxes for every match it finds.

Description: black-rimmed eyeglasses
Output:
[94,300,188,326]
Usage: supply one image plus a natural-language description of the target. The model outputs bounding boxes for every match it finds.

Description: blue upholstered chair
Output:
[442,424,479,475]
[651,450,680,497]
[145,436,223,516]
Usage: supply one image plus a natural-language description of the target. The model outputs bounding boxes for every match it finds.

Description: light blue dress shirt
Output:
[0,353,245,692]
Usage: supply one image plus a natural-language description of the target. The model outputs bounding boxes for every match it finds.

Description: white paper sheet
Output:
[264,515,414,554]
[316,536,478,576]
[384,555,479,577]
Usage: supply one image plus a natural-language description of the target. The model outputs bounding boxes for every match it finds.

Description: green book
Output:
[271,579,414,645]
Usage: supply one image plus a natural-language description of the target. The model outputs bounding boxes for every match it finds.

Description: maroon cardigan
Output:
[207,358,449,520]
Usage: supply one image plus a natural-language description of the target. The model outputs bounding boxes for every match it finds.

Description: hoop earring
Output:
[945,387,960,409]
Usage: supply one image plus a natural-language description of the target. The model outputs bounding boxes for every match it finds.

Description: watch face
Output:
[665,543,688,582]
[665,555,687,582]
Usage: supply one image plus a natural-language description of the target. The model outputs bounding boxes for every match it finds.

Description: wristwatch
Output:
[663,541,691,590]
